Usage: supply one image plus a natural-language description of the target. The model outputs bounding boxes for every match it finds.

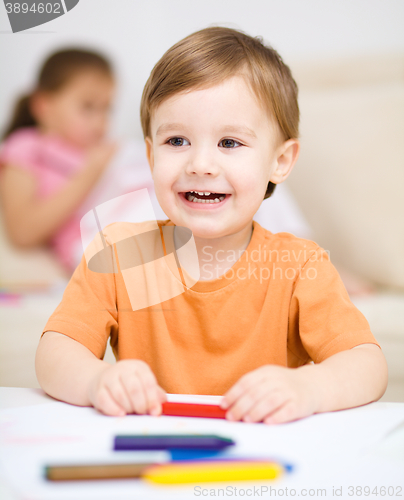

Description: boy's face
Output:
[145,75,298,239]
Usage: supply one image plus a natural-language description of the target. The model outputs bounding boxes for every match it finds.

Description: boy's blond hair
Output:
[140,26,299,199]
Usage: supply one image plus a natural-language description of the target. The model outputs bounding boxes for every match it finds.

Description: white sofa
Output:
[288,53,404,401]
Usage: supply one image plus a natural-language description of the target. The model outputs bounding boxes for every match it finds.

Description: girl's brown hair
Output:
[2,48,113,140]
[140,26,299,199]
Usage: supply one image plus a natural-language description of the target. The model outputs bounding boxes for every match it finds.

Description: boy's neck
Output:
[191,221,254,281]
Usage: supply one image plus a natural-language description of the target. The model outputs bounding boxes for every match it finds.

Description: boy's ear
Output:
[145,137,154,174]
[269,139,300,184]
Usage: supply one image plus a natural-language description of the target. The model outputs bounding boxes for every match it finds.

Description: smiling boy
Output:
[36,27,388,424]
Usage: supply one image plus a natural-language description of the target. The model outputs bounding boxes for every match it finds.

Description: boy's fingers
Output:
[220,381,247,410]
[147,386,167,416]
[135,364,165,415]
[123,374,148,414]
[263,401,297,425]
[225,384,268,422]
[144,384,166,416]
[135,361,159,387]
[118,376,145,415]
[221,372,263,410]
[107,378,137,414]
[97,387,126,417]
[243,393,285,423]
[157,386,167,402]
[145,389,162,416]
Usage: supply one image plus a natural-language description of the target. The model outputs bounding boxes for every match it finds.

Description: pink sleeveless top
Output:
[0,128,89,271]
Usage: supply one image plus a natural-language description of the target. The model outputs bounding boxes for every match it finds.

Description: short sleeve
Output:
[288,246,380,363]
[0,128,38,173]
[42,249,118,359]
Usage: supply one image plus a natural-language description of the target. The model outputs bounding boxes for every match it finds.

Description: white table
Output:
[0,388,403,500]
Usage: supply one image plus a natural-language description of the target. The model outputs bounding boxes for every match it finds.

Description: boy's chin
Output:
[178,220,231,240]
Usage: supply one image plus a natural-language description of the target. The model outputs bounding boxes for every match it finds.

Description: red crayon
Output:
[162,402,227,419]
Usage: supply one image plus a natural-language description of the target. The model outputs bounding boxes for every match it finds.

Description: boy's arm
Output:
[221,343,388,424]
[35,331,166,416]
[35,331,110,407]
[303,343,388,413]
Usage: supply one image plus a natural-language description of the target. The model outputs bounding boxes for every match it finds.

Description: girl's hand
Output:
[88,359,167,417]
[220,364,319,425]
[85,141,118,175]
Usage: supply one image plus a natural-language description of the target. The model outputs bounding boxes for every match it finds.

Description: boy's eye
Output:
[168,137,189,147]
[220,139,242,148]
[166,137,242,148]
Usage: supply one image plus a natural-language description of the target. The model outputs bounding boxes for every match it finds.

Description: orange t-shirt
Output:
[42,219,380,395]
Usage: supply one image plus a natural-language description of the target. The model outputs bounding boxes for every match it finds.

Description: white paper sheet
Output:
[0,398,403,500]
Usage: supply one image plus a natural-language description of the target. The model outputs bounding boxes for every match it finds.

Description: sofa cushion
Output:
[288,55,404,289]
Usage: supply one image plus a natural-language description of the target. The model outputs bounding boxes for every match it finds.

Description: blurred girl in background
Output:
[0,48,119,272]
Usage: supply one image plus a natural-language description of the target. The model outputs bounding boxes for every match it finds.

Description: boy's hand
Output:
[220,365,319,425]
[88,359,167,417]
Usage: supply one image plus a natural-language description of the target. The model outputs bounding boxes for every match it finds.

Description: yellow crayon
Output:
[143,461,284,484]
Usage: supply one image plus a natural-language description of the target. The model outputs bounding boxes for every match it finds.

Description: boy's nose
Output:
[185,149,219,176]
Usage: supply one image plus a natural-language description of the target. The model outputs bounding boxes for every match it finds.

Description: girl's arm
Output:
[0,142,116,248]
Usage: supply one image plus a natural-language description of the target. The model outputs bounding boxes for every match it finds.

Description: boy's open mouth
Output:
[182,191,228,204]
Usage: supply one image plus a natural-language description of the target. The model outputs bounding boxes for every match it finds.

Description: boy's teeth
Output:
[185,192,225,203]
